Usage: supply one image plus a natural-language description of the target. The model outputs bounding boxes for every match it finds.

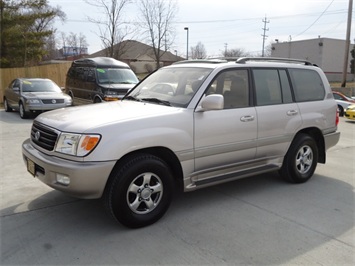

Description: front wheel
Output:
[93,97,102,103]
[280,133,318,183]
[104,154,174,228]
[19,102,29,119]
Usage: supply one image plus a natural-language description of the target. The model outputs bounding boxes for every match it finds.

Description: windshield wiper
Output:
[124,95,142,102]
[141,98,171,106]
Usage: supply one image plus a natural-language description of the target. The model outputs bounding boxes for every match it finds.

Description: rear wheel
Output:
[4,98,12,112]
[19,102,28,119]
[104,154,174,228]
[280,133,318,183]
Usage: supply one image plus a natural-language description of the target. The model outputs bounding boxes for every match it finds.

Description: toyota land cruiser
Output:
[22,57,340,228]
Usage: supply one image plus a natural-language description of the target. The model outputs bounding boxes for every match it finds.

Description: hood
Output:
[35,100,180,133]
[23,91,70,99]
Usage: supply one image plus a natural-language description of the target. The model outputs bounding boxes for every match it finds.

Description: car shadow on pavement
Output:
[1,171,353,265]
[0,109,35,124]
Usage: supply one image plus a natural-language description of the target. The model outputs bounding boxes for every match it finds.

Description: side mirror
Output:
[13,87,20,92]
[197,94,224,112]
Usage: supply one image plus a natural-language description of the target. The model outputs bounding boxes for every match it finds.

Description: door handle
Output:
[240,115,255,122]
[287,110,298,116]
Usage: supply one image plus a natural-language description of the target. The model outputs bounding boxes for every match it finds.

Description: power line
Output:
[294,0,335,38]
[62,8,347,25]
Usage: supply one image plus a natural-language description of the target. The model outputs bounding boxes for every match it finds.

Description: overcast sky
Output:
[48,0,353,57]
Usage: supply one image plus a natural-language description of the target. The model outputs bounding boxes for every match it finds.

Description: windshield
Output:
[125,67,213,108]
[22,80,62,93]
[97,68,139,85]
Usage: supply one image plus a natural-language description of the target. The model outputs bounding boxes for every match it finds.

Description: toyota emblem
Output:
[35,131,40,140]
[52,99,57,104]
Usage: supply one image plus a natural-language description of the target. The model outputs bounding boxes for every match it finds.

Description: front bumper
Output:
[26,103,72,112]
[103,94,126,101]
[22,139,116,199]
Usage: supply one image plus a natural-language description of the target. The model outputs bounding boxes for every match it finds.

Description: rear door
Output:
[252,68,302,159]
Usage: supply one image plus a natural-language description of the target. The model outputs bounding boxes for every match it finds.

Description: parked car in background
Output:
[344,104,355,120]
[332,91,355,116]
[3,78,72,119]
[65,57,139,104]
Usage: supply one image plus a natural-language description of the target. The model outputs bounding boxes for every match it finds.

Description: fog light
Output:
[56,173,70,186]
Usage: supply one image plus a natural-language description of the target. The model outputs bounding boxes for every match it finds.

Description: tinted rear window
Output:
[289,69,325,102]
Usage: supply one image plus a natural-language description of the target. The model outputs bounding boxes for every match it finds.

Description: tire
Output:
[68,91,75,105]
[338,105,344,117]
[104,154,174,228]
[280,133,318,183]
[93,97,102,103]
[19,102,28,119]
[4,98,12,112]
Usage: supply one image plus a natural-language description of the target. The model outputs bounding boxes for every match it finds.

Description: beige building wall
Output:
[271,38,353,82]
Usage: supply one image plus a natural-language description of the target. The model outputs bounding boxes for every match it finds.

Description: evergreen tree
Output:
[0,0,65,67]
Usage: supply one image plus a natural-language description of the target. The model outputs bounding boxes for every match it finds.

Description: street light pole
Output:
[184,27,189,60]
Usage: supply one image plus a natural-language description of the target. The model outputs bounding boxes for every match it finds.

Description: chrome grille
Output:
[31,121,58,151]
[42,99,65,104]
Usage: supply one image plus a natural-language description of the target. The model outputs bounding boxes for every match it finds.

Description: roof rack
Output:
[173,59,227,65]
[236,57,316,66]
[209,57,241,62]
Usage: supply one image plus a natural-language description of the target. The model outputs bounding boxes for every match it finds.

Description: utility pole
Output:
[341,0,353,87]
[261,16,270,57]
[224,43,228,56]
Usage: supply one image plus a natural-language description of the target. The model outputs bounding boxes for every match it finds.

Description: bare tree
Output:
[138,0,177,69]
[42,33,59,60]
[60,32,67,48]
[190,41,207,59]
[78,32,89,55]
[222,48,250,58]
[67,32,78,50]
[85,0,133,59]
[58,31,88,58]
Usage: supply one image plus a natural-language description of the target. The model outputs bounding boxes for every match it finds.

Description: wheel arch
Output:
[93,94,103,103]
[337,104,344,116]
[67,90,74,98]
[18,98,27,110]
[106,147,184,193]
[295,127,326,164]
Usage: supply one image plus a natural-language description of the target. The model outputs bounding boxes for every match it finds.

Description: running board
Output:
[194,164,279,187]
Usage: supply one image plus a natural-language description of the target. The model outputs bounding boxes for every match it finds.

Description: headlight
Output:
[27,99,40,104]
[55,133,101,156]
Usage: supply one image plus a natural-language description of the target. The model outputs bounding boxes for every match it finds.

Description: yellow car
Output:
[344,104,355,120]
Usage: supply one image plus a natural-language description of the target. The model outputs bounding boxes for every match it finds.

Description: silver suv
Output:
[22,57,340,228]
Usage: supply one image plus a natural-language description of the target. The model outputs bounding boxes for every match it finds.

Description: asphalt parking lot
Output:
[0,109,354,265]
